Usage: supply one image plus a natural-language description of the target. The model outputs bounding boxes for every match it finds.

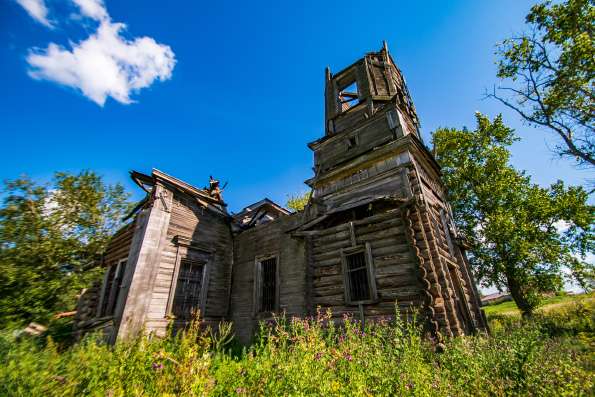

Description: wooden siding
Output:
[144,189,233,336]
[230,214,306,343]
[104,220,135,268]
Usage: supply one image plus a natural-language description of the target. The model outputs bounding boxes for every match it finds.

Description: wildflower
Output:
[236,387,246,394]
[405,382,414,390]
[343,353,353,361]
[314,352,323,360]
[152,362,164,371]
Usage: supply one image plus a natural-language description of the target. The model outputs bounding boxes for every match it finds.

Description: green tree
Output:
[490,0,594,167]
[433,113,594,316]
[0,171,132,327]
[286,191,312,212]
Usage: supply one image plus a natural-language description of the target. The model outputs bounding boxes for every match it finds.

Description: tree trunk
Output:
[505,273,534,317]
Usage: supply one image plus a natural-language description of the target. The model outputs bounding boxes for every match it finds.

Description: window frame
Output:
[334,70,362,114]
[340,243,378,305]
[167,238,212,320]
[253,254,280,316]
[97,257,127,317]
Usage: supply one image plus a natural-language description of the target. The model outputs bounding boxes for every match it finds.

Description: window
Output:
[98,258,127,317]
[172,259,205,319]
[254,256,279,314]
[167,239,213,321]
[346,252,370,301]
[341,244,377,305]
[338,81,359,111]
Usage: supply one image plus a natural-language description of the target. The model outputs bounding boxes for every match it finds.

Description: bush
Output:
[0,304,593,396]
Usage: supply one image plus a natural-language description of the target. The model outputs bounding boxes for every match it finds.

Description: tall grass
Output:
[1,302,593,396]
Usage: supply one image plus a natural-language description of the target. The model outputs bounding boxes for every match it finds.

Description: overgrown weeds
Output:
[1,302,593,396]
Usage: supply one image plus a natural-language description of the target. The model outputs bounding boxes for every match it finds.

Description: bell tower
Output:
[302,43,488,339]
[305,42,426,213]
[324,41,420,139]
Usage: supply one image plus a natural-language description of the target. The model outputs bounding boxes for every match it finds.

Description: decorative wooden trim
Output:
[166,244,183,316]
[400,167,413,200]
[172,235,215,253]
[349,221,357,247]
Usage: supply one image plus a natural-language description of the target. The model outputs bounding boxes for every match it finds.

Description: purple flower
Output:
[152,362,164,371]
[236,387,246,394]
[343,353,353,361]
[314,352,323,360]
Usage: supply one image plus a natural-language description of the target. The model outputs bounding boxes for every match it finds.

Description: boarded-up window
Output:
[172,259,205,319]
[341,244,377,305]
[254,256,279,314]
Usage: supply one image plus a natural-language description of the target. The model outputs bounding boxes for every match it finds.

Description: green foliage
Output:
[0,304,593,396]
[432,113,594,315]
[0,171,132,328]
[286,191,312,212]
[492,0,595,167]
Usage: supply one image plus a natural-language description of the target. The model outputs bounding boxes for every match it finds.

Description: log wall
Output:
[308,207,423,322]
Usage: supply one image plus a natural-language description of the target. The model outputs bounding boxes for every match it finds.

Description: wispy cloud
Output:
[71,0,108,21]
[15,0,53,28]
[16,0,176,106]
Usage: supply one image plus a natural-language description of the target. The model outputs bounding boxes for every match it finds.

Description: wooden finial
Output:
[325,66,332,81]
[383,40,389,54]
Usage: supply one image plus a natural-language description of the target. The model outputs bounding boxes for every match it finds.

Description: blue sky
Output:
[1,0,592,214]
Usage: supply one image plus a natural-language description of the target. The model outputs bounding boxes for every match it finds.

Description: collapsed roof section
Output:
[232,198,290,230]
[127,169,289,231]
[128,168,228,219]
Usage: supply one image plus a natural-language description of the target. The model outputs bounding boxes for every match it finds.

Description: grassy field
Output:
[483,292,595,316]
[1,296,593,396]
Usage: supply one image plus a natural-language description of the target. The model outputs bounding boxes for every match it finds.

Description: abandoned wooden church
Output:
[74,43,488,344]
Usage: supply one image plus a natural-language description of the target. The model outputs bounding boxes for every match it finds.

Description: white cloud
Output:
[15,0,53,28]
[20,0,176,106]
[72,0,108,21]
